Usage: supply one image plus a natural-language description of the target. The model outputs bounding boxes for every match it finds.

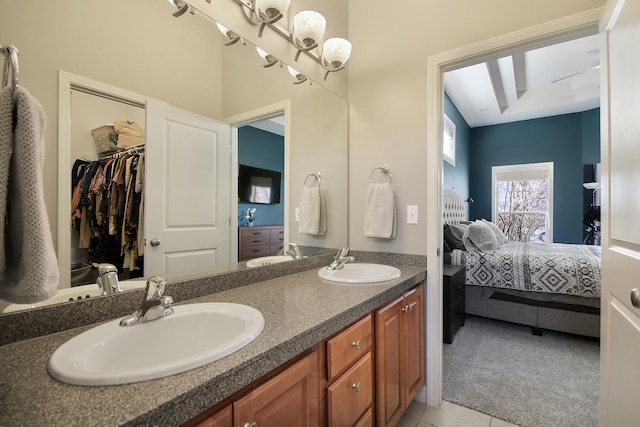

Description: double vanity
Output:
[0,251,426,426]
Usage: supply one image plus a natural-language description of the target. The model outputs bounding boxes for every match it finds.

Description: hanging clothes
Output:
[70,149,145,274]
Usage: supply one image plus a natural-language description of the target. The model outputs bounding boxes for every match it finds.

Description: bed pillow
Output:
[481,219,507,245]
[462,220,499,252]
[444,223,469,251]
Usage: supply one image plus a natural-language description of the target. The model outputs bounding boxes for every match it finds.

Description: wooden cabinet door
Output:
[327,352,373,427]
[403,286,424,404]
[234,351,319,427]
[192,404,233,427]
[375,296,404,427]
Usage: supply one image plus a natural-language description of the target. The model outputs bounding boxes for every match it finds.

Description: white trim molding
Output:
[425,8,602,408]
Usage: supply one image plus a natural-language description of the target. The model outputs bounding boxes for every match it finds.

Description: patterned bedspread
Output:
[450,242,601,297]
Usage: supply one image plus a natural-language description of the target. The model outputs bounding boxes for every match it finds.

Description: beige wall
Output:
[1,0,224,248]
[347,0,606,255]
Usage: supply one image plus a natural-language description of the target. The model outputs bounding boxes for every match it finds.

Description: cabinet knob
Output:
[401,305,409,313]
[352,383,361,392]
[631,288,640,308]
[243,423,257,427]
[352,340,361,350]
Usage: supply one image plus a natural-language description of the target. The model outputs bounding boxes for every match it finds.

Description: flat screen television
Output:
[238,164,282,204]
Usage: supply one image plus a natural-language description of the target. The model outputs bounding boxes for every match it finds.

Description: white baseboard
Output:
[414,385,428,404]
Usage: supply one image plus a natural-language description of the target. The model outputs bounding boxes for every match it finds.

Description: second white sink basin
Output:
[246,255,294,268]
[48,302,265,386]
[3,280,147,313]
[318,263,401,284]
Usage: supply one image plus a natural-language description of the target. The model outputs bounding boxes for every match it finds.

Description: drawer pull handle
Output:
[352,383,361,392]
[456,284,464,290]
[244,423,257,427]
[252,240,261,243]
[252,249,261,253]
[352,340,361,350]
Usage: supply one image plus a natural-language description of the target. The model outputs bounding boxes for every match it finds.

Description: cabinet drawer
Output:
[241,245,271,259]
[271,228,285,244]
[241,232,270,247]
[327,352,373,427]
[327,314,372,379]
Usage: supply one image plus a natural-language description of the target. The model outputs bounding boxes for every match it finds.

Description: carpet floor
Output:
[443,316,600,427]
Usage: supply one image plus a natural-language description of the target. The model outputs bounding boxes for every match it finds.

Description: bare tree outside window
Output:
[497,179,548,242]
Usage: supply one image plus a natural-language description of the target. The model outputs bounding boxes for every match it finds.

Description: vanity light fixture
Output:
[216,22,244,46]
[256,47,279,67]
[241,0,292,37]
[321,38,352,80]
[234,0,352,81]
[287,66,310,85]
[167,0,191,17]
[292,11,326,61]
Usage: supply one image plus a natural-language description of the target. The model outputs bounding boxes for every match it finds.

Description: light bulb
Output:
[322,38,352,68]
[254,0,291,21]
[292,11,326,48]
[216,22,230,36]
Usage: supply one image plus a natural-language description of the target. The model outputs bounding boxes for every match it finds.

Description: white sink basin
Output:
[2,280,147,313]
[318,263,401,283]
[246,255,294,268]
[48,302,265,386]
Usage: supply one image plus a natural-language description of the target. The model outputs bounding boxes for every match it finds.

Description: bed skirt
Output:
[465,285,600,338]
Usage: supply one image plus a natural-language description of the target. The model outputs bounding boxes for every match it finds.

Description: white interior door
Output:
[599,0,640,425]
[145,100,231,276]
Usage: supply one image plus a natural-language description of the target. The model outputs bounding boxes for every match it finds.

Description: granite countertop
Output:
[0,265,426,426]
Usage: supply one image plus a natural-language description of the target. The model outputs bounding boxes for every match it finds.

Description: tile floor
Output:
[397,400,521,427]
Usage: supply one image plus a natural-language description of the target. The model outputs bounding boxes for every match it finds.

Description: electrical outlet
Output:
[407,205,418,224]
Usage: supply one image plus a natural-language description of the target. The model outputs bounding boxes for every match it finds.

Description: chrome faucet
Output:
[326,247,355,270]
[120,276,174,326]
[278,242,304,260]
[95,263,122,295]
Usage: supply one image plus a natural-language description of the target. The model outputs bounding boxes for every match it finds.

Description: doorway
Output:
[424,10,602,406]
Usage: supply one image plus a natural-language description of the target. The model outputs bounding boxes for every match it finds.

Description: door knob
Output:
[150,238,161,247]
[631,288,640,308]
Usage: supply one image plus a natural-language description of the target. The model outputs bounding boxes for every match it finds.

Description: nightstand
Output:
[443,264,466,344]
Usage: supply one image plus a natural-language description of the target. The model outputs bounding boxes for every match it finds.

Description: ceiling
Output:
[444,34,601,128]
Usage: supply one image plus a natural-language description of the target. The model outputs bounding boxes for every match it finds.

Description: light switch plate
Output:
[295,207,300,222]
[407,205,418,224]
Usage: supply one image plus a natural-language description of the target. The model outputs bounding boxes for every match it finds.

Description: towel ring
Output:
[369,164,392,184]
[304,172,321,189]
[1,45,19,97]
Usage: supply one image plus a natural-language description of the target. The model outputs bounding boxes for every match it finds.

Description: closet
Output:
[69,89,146,283]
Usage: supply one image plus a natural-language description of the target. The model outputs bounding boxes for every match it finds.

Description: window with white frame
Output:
[492,162,554,242]
[443,114,456,166]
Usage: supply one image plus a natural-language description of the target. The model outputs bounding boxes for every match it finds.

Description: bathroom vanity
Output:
[0,256,426,426]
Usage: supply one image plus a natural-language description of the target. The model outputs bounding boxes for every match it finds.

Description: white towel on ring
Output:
[299,186,326,235]
[364,182,396,239]
[0,86,59,304]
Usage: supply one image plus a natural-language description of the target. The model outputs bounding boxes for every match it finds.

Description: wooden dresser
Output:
[238,225,285,261]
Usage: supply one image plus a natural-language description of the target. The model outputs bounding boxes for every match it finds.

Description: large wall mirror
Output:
[0,0,348,314]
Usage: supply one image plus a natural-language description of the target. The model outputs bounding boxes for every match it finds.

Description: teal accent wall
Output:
[444,93,471,213]
[468,108,600,244]
[238,126,284,226]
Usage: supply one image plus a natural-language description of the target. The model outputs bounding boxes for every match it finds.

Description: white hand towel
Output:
[299,186,327,235]
[364,182,396,239]
[0,87,59,304]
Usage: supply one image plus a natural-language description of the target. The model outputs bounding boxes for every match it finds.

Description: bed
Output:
[443,189,601,338]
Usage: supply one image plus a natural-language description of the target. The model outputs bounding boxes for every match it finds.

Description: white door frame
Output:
[425,9,602,406]
[57,72,147,286]
[224,100,291,258]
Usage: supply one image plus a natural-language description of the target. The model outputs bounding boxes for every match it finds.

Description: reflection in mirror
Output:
[0,0,347,315]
